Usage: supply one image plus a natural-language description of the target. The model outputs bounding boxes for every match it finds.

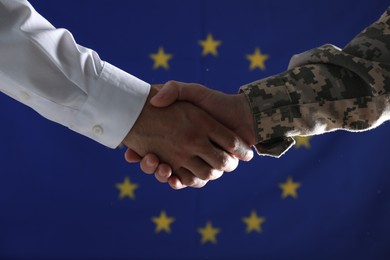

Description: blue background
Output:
[0,0,389,259]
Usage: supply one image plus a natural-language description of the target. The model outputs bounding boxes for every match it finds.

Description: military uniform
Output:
[240,7,390,157]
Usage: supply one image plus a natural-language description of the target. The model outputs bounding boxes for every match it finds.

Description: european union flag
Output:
[1,0,389,259]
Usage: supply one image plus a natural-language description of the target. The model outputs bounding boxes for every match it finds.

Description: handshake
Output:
[122,81,257,190]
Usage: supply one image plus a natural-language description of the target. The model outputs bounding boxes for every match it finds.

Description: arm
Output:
[127,7,390,178]
[0,1,253,189]
[0,0,150,148]
[242,7,390,156]
[149,7,390,157]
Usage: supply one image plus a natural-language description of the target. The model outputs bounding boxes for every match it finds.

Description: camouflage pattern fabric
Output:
[240,7,390,157]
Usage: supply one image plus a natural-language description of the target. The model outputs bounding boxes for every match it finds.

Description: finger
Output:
[155,164,173,180]
[209,123,254,162]
[155,171,169,183]
[139,154,160,174]
[154,164,173,183]
[150,81,179,107]
[124,148,142,163]
[184,156,224,181]
[174,168,208,188]
[151,81,208,108]
[197,145,240,173]
[167,175,188,190]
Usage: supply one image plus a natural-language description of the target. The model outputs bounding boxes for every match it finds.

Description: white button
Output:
[92,125,104,136]
[20,91,30,100]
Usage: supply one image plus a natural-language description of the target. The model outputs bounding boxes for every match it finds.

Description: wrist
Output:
[235,93,256,146]
[122,84,162,147]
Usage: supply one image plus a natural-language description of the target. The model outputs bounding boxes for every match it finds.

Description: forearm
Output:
[0,0,150,148]
[241,63,390,156]
[240,7,390,157]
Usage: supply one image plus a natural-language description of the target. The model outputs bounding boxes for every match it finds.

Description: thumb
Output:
[150,81,209,108]
[150,81,181,108]
[124,148,142,163]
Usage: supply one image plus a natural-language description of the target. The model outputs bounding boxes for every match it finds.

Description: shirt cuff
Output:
[69,62,150,148]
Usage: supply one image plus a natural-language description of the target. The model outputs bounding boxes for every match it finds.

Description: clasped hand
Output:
[122,81,256,189]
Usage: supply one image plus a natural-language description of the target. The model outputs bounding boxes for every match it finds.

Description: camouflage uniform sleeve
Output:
[240,7,390,157]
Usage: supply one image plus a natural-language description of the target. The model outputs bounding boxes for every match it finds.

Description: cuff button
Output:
[92,125,104,136]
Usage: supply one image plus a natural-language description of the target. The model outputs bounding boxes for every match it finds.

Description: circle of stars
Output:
[149,33,269,71]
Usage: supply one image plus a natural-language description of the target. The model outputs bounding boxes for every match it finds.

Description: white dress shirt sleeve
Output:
[0,0,150,148]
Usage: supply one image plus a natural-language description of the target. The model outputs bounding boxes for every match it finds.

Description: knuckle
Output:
[199,168,215,181]
[157,165,171,178]
[170,183,181,190]
[140,163,155,174]
[215,153,231,171]
[209,169,224,180]
[225,135,241,153]
[220,155,231,170]
[165,80,178,88]
[140,166,153,174]
[168,177,185,190]
[183,176,198,187]
[193,180,208,188]
[216,154,238,172]
[199,168,223,181]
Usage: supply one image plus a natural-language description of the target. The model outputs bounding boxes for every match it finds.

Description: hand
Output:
[122,84,254,189]
[125,81,256,187]
[152,81,256,145]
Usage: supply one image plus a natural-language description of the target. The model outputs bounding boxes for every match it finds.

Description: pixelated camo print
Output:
[240,7,390,157]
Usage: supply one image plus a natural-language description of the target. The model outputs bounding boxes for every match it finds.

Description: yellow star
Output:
[246,48,269,70]
[151,210,175,234]
[242,210,266,233]
[279,176,301,199]
[115,177,138,200]
[198,221,220,244]
[294,136,312,149]
[199,33,222,56]
[149,47,173,70]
